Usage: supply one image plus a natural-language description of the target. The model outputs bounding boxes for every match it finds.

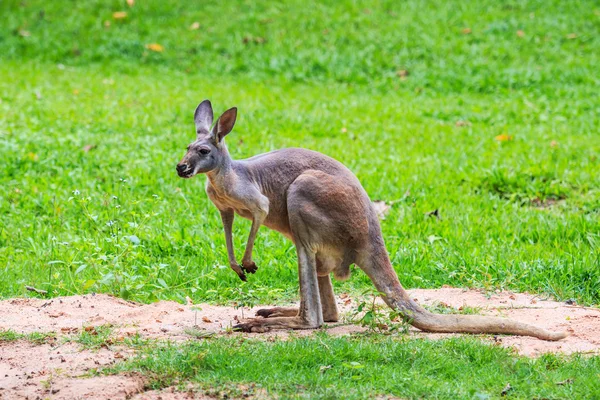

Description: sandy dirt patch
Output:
[1,288,598,399]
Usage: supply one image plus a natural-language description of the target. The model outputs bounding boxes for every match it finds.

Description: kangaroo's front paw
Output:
[229,263,247,282]
[241,260,258,274]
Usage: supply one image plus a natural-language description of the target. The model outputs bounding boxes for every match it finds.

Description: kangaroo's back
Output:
[235,148,367,235]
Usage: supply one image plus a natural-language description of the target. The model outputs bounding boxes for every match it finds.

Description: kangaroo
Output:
[176,100,567,340]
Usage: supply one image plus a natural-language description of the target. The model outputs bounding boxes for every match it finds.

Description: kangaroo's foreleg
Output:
[240,212,263,274]
[234,244,323,332]
[240,197,268,274]
[256,275,340,322]
[219,209,247,281]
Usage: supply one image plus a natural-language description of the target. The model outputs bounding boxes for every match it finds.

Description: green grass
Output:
[1,0,598,305]
[2,58,597,305]
[0,1,599,395]
[0,329,56,345]
[107,334,600,399]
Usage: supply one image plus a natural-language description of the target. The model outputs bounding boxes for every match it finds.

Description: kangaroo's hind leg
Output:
[233,242,324,332]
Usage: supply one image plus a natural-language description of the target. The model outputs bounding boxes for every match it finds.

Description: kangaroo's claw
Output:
[230,263,247,281]
[242,260,258,274]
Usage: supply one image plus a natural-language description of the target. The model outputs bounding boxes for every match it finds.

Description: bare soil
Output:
[1,288,598,399]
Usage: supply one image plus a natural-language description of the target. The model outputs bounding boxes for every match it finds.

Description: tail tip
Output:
[544,330,569,341]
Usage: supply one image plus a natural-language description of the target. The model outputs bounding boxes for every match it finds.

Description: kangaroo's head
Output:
[176,100,237,178]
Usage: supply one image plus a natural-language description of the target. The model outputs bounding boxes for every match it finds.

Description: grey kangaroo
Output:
[176,100,567,340]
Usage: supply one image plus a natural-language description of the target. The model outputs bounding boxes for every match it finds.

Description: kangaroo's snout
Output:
[176,163,193,178]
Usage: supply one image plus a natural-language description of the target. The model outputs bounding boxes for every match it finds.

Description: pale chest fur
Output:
[205,179,254,220]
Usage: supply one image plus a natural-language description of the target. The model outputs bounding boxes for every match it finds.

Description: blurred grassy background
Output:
[0,0,599,305]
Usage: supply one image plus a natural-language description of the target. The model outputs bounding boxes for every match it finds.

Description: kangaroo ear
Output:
[194,100,213,135]
[212,107,237,142]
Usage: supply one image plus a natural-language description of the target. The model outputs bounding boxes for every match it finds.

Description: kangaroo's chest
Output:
[205,181,254,219]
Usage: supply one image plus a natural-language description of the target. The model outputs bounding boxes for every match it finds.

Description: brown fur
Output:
[177,100,568,341]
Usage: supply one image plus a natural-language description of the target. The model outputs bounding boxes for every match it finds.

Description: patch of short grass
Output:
[0,329,56,345]
[70,325,115,350]
[108,334,600,399]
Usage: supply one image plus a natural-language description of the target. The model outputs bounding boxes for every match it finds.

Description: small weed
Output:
[184,327,215,339]
[349,290,409,334]
[424,301,482,315]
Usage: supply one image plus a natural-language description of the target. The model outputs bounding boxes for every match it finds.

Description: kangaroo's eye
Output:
[199,148,211,155]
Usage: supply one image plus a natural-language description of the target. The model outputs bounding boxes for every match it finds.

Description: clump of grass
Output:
[69,325,116,350]
[0,329,56,345]
[478,169,572,206]
[424,301,483,315]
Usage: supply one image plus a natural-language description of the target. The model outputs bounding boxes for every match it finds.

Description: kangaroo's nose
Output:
[176,164,187,173]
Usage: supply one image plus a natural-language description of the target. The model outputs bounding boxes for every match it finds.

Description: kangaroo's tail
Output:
[362,243,568,341]
[385,294,567,341]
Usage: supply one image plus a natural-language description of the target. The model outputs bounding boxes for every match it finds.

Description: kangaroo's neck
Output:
[206,142,236,187]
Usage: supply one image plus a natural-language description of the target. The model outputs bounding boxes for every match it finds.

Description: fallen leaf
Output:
[566,33,577,39]
[425,209,440,219]
[113,11,127,19]
[396,69,409,80]
[372,200,392,219]
[186,296,193,305]
[104,20,111,28]
[202,316,212,323]
[341,127,347,133]
[494,134,513,141]
[82,144,96,152]
[462,28,472,34]
[550,140,559,148]
[73,89,79,95]
[556,378,573,386]
[114,352,124,359]
[18,29,31,37]
[517,30,525,37]
[455,120,471,127]
[319,365,332,374]
[189,21,200,30]
[501,383,512,396]
[242,36,266,45]
[427,235,442,244]
[84,326,98,335]
[509,294,516,300]
[126,0,135,7]
[145,43,164,52]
